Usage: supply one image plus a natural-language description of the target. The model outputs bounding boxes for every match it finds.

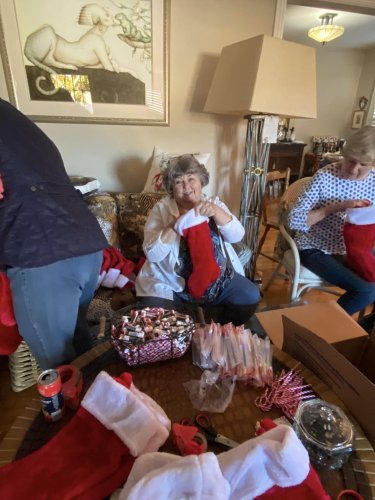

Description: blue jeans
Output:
[208,272,261,306]
[138,273,261,326]
[177,272,261,325]
[7,251,102,369]
[299,249,375,315]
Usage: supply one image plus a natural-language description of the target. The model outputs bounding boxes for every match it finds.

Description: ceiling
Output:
[284,4,375,49]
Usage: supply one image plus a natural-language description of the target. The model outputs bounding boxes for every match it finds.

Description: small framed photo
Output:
[352,110,365,129]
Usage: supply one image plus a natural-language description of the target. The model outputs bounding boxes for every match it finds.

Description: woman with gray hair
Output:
[289,126,375,315]
[135,154,260,325]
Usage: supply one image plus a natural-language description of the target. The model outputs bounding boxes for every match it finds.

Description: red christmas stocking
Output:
[0,371,171,500]
[118,421,330,499]
[344,205,375,282]
[174,210,220,298]
[254,419,330,500]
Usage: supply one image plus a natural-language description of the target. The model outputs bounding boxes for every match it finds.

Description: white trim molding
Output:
[287,1,375,15]
[274,0,288,38]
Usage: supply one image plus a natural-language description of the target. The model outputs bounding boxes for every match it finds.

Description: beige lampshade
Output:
[204,34,317,119]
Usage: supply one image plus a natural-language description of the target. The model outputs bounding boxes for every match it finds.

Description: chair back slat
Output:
[265,169,291,199]
[262,168,291,225]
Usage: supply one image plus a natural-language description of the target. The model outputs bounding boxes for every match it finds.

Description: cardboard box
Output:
[281,316,375,449]
[255,301,368,365]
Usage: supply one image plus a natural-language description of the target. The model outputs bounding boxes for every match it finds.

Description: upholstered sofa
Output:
[86,191,165,263]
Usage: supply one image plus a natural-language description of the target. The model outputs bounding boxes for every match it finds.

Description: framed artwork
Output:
[0,0,169,125]
[352,110,364,129]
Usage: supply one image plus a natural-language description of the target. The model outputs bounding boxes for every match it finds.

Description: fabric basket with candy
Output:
[111,307,195,366]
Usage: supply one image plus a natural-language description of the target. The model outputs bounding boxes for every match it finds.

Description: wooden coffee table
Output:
[0,341,374,499]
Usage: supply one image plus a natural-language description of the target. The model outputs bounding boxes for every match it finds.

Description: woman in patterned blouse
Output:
[289,126,375,315]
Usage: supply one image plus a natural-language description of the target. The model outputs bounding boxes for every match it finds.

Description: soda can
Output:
[37,369,65,422]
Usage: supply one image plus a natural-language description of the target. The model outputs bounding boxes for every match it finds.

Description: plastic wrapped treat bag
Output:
[183,369,236,413]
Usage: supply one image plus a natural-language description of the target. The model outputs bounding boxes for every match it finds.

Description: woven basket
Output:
[111,308,194,366]
[112,330,192,366]
[8,341,42,392]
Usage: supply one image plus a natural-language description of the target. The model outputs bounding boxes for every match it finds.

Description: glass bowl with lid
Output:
[293,398,354,470]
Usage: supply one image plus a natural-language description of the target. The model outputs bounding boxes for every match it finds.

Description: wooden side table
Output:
[0,342,374,499]
[268,142,307,181]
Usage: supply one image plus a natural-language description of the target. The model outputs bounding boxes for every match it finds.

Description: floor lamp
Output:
[204,35,317,279]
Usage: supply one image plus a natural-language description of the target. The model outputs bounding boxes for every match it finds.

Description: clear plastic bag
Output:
[192,330,215,370]
[183,369,236,413]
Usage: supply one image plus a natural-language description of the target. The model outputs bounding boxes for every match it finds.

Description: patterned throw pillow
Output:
[115,192,166,261]
[85,193,119,248]
[142,146,210,193]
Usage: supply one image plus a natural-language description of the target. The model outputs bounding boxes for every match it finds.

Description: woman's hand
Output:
[339,199,371,209]
[195,199,217,218]
[195,199,232,226]
[307,198,371,226]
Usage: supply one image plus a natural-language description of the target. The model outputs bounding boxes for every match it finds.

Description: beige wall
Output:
[0,0,276,215]
[294,47,365,148]
[355,47,375,125]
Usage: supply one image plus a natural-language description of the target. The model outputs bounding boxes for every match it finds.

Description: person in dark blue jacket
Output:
[0,98,108,369]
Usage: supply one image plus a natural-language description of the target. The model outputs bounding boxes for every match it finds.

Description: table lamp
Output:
[204,34,317,278]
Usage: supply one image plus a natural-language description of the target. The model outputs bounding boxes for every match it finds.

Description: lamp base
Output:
[239,115,277,279]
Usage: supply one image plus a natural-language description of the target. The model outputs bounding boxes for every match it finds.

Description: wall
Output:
[294,47,365,148]
[0,0,276,215]
[354,47,375,125]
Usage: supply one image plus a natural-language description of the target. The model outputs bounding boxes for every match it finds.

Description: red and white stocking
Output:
[344,205,375,282]
[174,209,220,298]
[0,371,171,500]
[117,423,330,499]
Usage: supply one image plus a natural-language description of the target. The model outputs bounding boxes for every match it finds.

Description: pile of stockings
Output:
[0,370,332,500]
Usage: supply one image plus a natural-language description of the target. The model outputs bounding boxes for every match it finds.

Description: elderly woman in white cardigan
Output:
[135,154,260,325]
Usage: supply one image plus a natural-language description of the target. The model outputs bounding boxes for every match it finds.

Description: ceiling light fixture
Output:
[308,13,344,45]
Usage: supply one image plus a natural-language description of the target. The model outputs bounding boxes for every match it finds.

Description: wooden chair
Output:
[257,168,291,262]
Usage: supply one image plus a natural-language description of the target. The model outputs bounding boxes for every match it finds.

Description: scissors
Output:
[180,413,239,448]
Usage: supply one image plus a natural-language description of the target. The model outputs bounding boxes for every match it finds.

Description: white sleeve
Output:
[142,202,179,262]
[214,197,245,243]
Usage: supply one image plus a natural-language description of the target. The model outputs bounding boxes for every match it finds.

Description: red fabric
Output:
[255,418,277,435]
[182,221,220,298]
[0,374,135,500]
[0,272,22,355]
[254,419,330,500]
[134,256,146,273]
[113,372,133,388]
[256,466,330,500]
[343,222,375,282]
[171,423,207,456]
[100,247,136,287]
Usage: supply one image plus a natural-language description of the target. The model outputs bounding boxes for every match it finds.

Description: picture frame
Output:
[0,0,169,125]
[352,110,365,129]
